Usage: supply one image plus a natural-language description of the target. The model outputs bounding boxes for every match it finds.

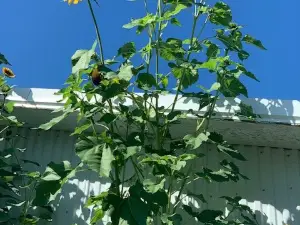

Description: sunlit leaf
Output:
[71,41,97,75]
[38,106,73,130]
[209,2,232,26]
[184,132,209,149]
[100,145,115,177]
[242,35,266,50]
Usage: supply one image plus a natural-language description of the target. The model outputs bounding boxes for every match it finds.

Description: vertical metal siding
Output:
[9,127,300,225]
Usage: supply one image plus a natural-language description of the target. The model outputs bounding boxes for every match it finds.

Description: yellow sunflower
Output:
[2,67,15,78]
[64,0,82,4]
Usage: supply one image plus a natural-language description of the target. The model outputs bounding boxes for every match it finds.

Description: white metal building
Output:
[6,88,300,225]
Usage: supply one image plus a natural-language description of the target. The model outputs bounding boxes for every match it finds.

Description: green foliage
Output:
[37,0,265,225]
[0,57,53,224]
[0,53,11,65]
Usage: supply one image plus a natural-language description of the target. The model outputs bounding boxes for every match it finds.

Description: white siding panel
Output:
[8,127,300,225]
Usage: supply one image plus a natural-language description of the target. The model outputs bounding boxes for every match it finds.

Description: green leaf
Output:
[200,82,220,93]
[90,208,104,224]
[118,64,134,81]
[143,178,165,193]
[33,161,79,206]
[205,42,220,59]
[163,4,188,20]
[118,197,149,225]
[159,41,184,61]
[71,41,97,75]
[71,123,91,136]
[38,106,73,130]
[170,64,198,89]
[42,161,72,181]
[219,76,248,97]
[137,73,156,90]
[125,146,141,159]
[76,136,114,177]
[209,2,232,26]
[123,14,157,34]
[0,53,11,65]
[118,42,136,59]
[236,64,259,81]
[242,35,266,50]
[184,132,209,149]
[99,113,117,124]
[170,18,181,26]
[100,145,115,177]
[217,145,246,161]
[197,209,223,223]
[161,76,168,88]
[195,58,219,71]
[4,101,15,114]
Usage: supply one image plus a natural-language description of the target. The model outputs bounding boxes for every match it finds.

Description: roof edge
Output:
[6,87,300,125]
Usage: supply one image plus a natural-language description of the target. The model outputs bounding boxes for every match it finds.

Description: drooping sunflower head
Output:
[64,0,82,5]
[2,67,15,78]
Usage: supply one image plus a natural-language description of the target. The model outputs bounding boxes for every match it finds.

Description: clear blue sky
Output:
[1,0,299,99]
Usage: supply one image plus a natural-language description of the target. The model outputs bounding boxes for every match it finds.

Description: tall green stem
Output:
[87,0,104,63]
[154,0,163,150]
[170,13,199,113]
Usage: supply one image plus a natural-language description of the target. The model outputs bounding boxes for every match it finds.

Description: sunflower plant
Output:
[37,0,265,224]
[0,54,55,224]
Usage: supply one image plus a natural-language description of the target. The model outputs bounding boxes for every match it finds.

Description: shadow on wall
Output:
[7,94,300,225]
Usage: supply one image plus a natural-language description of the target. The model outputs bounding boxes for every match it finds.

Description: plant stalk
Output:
[87,0,104,63]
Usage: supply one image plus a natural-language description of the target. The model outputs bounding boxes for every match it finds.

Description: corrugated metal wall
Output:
[8,127,300,225]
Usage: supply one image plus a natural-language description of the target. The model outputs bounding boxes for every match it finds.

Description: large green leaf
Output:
[71,41,97,75]
[100,145,115,177]
[184,132,209,149]
[4,101,15,114]
[118,197,149,225]
[143,178,165,194]
[118,64,134,81]
[33,161,79,206]
[233,64,259,81]
[162,4,188,20]
[242,35,266,50]
[219,76,248,97]
[38,106,73,130]
[71,122,91,136]
[118,42,136,59]
[159,40,185,61]
[136,73,156,90]
[99,113,117,124]
[209,2,232,26]
[204,41,220,59]
[42,161,72,182]
[169,63,198,89]
[90,208,104,224]
[75,136,114,177]
[123,14,157,34]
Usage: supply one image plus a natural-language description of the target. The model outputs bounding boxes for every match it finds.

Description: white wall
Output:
[8,127,300,225]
